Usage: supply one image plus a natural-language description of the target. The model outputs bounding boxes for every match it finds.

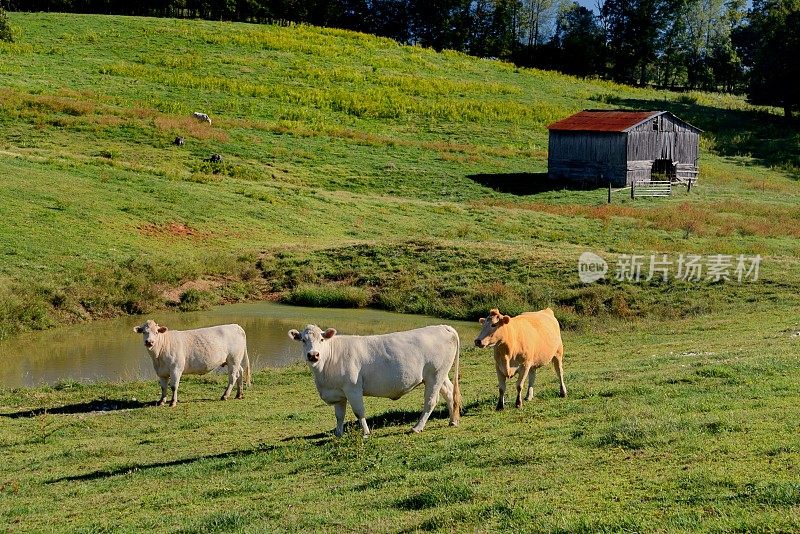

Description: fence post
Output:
[687,179,692,193]
[630,179,635,200]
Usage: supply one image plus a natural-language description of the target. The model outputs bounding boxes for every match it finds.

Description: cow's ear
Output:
[501,315,511,324]
[133,326,143,334]
[288,329,301,341]
[323,328,337,339]
[479,317,485,325]
[157,326,168,333]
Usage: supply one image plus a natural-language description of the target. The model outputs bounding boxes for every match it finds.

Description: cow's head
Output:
[133,319,168,350]
[474,309,510,348]
[288,324,336,365]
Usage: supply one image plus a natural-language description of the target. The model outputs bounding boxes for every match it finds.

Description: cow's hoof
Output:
[235,393,243,400]
[495,405,504,411]
[515,402,522,409]
[220,395,229,401]
[362,433,371,439]
[156,400,165,407]
[169,401,177,408]
[449,420,459,427]
[560,391,568,398]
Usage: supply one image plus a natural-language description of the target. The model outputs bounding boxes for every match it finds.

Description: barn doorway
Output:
[651,159,676,181]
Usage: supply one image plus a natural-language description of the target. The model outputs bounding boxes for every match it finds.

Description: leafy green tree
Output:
[521,0,558,47]
[0,4,13,43]
[369,0,413,43]
[734,0,800,120]
[553,2,605,76]
[601,0,663,85]
[707,29,743,92]
[408,0,471,50]
[656,4,690,88]
[469,0,518,57]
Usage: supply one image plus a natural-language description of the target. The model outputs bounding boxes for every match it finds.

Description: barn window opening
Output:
[652,118,659,131]
[652,159,675,181]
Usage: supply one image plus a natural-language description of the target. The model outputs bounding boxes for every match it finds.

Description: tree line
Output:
[5,0,800,119]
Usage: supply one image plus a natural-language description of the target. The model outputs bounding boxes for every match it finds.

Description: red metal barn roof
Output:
[547,110,662,132]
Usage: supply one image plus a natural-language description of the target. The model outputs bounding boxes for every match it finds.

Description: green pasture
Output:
[1,308,798,532]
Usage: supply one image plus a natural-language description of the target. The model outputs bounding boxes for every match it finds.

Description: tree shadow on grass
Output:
[604,96,800,176]
[0,399,152,419]
[47,444,278,484]
[468,172,605,195]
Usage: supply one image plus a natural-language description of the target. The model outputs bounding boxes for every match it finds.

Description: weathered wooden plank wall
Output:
[548,132,628,186]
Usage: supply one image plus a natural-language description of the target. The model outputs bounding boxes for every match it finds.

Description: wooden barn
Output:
[547,110,701,187]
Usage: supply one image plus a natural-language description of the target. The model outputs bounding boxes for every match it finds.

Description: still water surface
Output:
[0,302,477,388]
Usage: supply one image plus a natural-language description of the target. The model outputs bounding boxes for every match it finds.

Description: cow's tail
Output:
[451,326,462,424]
[244,347,252,388]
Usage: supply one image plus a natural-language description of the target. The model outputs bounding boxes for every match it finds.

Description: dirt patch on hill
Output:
[139,222,208,238]
[161,279,223,303]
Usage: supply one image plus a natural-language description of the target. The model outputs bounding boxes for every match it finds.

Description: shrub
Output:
[178,288,214,311]
[677,92,699,105]
[0,7,14,43]
[283,284,370,308]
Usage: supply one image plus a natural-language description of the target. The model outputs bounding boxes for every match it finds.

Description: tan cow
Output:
[474,308,566,410]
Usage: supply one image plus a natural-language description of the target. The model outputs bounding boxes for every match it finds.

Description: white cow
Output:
[192,111,211,124]
[134,320,251,407]
[288,324,461,437]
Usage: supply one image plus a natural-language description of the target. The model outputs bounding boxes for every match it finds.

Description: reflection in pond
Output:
[0,302,476,388]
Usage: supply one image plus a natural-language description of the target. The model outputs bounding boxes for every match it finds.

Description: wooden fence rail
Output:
[631,180,671,199]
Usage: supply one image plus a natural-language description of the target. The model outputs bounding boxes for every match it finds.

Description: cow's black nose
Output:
[307,351,319,362]
[145,341,154,348]
[474,339,482,347]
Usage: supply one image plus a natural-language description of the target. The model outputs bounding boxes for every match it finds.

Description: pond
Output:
[0,302,478,388]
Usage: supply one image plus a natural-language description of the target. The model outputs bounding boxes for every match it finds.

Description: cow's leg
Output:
[439,378,458,426]
[495,368,507,411]
[221,361,240,401]
[235,364,245,399]
[515,365,533,408]
[413,378,442,433]
[344,389,370,437]
[333,400,347,437]
[553,346,567,398]
[157,377,169,406]
[525,368,537,401]
[169,370,182,407]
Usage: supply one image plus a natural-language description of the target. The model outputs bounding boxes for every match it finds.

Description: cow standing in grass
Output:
[474,308,566,410]
[192,111,211,124]
[288,324,461,437]
[134,320,251,407]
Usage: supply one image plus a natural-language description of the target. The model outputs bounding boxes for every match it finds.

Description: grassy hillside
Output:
[0,13,798,340]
